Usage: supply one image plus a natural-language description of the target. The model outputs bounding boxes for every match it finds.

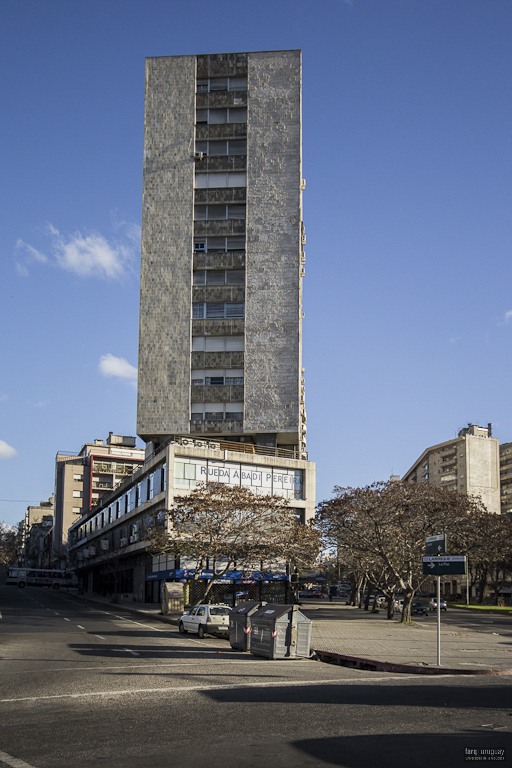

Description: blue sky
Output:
[1,0,511,527]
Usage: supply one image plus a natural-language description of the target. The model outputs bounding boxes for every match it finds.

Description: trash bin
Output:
[249,604,312,659]
[228,601,266,651]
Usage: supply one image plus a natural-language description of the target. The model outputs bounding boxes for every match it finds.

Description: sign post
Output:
[423,546,467,667]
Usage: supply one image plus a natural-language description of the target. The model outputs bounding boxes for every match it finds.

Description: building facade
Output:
[68,436,316,603]
[53,434,144,563]
[68,50,316,604]
[402,424,500,515]
[17,496,54,566]
[137,50,307,455]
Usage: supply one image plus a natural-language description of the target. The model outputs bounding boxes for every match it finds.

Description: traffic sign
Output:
[422,555,467,575]
[425,534,447,556]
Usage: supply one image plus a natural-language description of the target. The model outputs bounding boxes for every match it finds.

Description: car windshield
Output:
[210,607,230,616]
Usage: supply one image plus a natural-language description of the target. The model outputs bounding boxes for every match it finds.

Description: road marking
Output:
[122,648,140,656]
[95,635,106,640]
[0,611,2,619]
[0,674,432,703]
[0,749,39,768]
[63,618,70,621]
[53,612,60,615]
[76,625,85,630]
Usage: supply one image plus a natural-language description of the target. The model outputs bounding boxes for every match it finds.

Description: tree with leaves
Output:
[317,480,488,622]
[144,482,320,605]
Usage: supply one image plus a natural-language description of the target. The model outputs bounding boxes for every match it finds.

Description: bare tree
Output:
[145,482,320,605]
[317,481,487,623]
[0,523,17,566]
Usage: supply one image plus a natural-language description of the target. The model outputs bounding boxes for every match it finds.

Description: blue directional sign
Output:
[422,555,467,576]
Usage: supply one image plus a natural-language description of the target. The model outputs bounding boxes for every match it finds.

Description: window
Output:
[194,172,246,189]
[192,336,244,352]
[73,474,82,481]
[195,139,246,156]
[72,490,82,498]
[72,507,81,514]
[194,236,246,252]
[191,368,244,387]
[196,76,247,92]
[191,404,243,422]
[196,107,247,125]
[194,204,246,220]
[193,302,245,319]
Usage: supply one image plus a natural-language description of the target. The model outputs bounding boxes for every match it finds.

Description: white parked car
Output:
[178,604,231,638]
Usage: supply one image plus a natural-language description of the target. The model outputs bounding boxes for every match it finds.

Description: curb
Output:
[313,648,512,676]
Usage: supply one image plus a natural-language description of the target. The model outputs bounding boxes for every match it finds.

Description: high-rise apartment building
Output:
[402,424,500,515]
[137,50,307,455]
[67,51,315,604]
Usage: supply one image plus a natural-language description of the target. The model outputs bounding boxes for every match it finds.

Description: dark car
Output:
[411,601,428,615]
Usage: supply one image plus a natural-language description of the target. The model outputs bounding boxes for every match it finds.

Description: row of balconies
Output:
[193,250,245,270]
[196,123,247,141]
[196,54,247,80]
[194,219,245,237]
[191,351,244,369]
[195,187,246,204]
[196,91,247,109]
[194,154,246,172]
[192,285,244,304]
[191,384,244,402]
[191,319,244,336]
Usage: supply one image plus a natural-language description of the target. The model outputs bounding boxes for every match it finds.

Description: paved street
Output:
[1,586,511,768]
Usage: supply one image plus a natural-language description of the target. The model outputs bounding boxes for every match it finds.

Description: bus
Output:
[6,567,78,589]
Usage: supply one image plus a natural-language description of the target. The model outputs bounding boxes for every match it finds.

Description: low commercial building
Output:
[67,435,315,604]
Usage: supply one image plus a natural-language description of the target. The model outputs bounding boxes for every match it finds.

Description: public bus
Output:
[6,567,78,589]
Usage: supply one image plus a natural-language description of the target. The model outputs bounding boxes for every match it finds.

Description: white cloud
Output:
[15,219,140,280]
[504,310,512,322]
[99,354,137,387]
[0,394,8,402]
[0,440,17,459]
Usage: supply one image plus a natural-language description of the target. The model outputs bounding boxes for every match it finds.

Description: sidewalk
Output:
[69,592,512,676]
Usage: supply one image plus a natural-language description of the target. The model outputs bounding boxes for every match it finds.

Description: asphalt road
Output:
[1,586,511,768]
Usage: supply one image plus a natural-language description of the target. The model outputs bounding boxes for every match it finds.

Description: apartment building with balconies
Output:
[137,50,308,456]
[402,424,500,515]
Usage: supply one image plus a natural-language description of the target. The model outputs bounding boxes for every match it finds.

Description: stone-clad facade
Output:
[137,50,306,455]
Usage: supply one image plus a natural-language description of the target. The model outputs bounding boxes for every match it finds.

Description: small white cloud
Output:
[504,310,512,322]
[0,394,8,402]
[15,239,48,263]
[99,354,137,387]
[0,440,17,459]
[15,219,139,280]
[34,401,48,408]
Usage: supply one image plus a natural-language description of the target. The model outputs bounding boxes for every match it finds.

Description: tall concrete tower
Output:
[137,50,307,455]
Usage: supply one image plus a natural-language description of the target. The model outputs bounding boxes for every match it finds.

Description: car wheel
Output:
[198,624,206,639]
[179,622,187,634]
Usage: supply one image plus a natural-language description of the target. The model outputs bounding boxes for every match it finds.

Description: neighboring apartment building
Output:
[68,50,316,604]
[402,424,501,599]
[499,442,512,519]
[17,496,54,566]
[402,424,500,515]
[137,50,307,456]
[53,434,144,563]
